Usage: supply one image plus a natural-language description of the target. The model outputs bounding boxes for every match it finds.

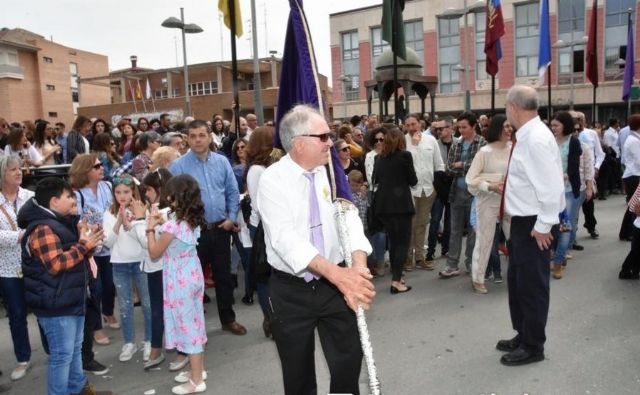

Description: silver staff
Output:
[334,198,381,395]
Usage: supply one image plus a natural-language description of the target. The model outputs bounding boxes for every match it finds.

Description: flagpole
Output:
[137,80,148,113]
[491,75,495,116]
[392,0,399,125]
[148,78,157,112]
[229,0,241,136]
[547,68,552,119]
[127,79,138,113]
[592,0,598,125]
[627,9,633,120]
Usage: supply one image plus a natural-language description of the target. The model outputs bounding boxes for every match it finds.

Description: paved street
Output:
[0,194,638,395]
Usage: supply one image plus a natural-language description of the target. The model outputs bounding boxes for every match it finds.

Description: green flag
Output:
[381,0,406,60]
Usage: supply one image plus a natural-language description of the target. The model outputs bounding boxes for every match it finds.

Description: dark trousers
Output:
[82,296,100,365]
[507,216,550,353]
[620,176,640,240]
[620,227,640,275]
[269,270,362,395]
[380,214,413,281]
[94,255,115,317]
[0,277,31,362]
[147,270,164,349]
[197,226,235,325]
[427,199,450,256]
[486,223,502,277]
[581,197,597,232]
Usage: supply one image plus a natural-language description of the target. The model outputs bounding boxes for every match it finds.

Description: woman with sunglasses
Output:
[335,138,363,175]
[364,127,388,277]
[69,154,119,351]
[230,138,252,302]
[33,121,62,166]
[93,133,121,181]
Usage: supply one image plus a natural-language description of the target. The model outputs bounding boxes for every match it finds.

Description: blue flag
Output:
[538,0,551,82]
[623,13,635,101]
[274,0,352,201]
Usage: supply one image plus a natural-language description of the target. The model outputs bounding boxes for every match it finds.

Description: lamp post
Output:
[339,75,352,121]
[161,8,203,117]
[440,0,485,112]
[552,36,588,110]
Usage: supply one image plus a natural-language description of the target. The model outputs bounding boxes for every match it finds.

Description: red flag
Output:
[484,0,505,77]
[586,0,598,87]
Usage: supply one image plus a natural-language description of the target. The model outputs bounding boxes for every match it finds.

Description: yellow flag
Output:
[218,0,243,37]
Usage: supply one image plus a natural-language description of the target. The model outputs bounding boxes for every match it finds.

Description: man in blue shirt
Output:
[169,120,246,335]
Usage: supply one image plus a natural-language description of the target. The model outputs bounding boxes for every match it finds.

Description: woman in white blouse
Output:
[0,155,35,380]
[4,127,43,167]
[33,121,61,166]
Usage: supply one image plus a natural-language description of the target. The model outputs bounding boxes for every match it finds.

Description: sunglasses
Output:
[339,146,350,152]
[113,176,133,185]
[236,145,246,150]
[297,132,331,142]
[92,163,103,170]
[375,138,384,143]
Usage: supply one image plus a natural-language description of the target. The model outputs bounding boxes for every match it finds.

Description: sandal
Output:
[171,379,206,394]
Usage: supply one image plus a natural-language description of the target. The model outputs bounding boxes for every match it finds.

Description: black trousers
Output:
[82,296,101,365]
[620,176,640,240]
[147,270,164,349]
[380,214,413,281]
[620,227,640,275]
[581,197,597,232]
[197,226,235,325]
[269,270,362,395]
[507,216,550,353]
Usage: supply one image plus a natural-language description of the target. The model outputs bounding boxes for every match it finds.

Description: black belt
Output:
[202,220,225,230]
[272,261,346,284]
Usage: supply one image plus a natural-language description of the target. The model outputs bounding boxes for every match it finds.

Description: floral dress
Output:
[161,219,207,353]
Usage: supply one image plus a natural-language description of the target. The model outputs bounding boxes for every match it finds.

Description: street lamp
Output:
[161,8,203,117]
[339,75,352,121]
[552,36,588,110]
[439,0,485,112]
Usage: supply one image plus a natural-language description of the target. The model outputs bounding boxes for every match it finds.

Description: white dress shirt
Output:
[405,133,445,198]
[603,127,620,157]
[257,154,372,276]
[622,131,640,178]
[619,126,631,162]
[505,116,565,234]
[364,150,378,187]
[579,128,605,169]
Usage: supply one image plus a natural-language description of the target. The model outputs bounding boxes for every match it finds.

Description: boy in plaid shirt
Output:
[17,178,110,395]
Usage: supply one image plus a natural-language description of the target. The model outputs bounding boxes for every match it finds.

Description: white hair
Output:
[278,105,324,152]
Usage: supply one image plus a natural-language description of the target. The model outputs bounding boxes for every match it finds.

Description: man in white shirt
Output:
[602,118,622,196]
[404,114,445,270]
[246,113,258,136]
[620,114,640,241]
[575,112,603,238]
[257,105,375,395]
[496,85,565,367]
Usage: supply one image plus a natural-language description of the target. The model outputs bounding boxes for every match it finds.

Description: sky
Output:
[3,0,381,85]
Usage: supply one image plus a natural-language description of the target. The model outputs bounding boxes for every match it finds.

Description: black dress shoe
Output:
[500,347,544,366]
[496,336,520,352]
[571,243,584,251]
[589,229,599,239]
[390,285,412,294]
[203,293,211,304]
[241,294,254,305]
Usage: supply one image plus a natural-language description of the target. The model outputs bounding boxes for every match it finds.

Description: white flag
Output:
[145,79,152,100]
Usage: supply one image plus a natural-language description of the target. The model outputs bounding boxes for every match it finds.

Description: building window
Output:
[557,0,586,84]
[341,31,360,101]
[371,27,390,75]
[48,112,58,118]
[404,20,424,61]
[605,0,636,80]
[558,0,585,33]
[475,11,488,82]
[155,89,168,99]
[43,56,53,63]
[71,88,79,103]
[0,47,20,67]
[515,2,540,78]
[188,80,218,96]
[438,18,460,93]
[46,84,55,91]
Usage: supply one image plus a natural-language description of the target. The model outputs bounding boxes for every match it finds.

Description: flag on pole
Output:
[219,0,243,37]
[484,0,505,76]
[586,0,599,87]
[145,78,152,100]
[381,0,406,60]
[622,12,635,101]
[135,80,143,100]
[274,0,351,201]
[537,0,551,82]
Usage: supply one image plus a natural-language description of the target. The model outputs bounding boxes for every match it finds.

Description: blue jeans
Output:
[0,277,31,363]
[568,191,586,247]
[553,192,582,264]
[427,199,450,257]
[367,232,387,263]
[112,262,151,344]
[38,315,87,395]
[485,223,502,277]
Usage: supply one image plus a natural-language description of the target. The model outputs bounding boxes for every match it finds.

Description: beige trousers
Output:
[408,190,437,261]
[471,193,511,284]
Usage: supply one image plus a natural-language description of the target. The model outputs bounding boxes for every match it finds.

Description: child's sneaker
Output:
[119,343,137,362]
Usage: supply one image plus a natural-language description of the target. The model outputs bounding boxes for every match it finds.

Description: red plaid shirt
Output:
[28,225,89,276]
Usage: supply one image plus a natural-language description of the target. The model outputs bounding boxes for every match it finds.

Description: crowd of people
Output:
[0,83,638,394]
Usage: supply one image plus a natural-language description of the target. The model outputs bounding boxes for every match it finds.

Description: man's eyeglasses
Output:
[432,126,449,132]
[92,163,103,170]
[296,132,331,142]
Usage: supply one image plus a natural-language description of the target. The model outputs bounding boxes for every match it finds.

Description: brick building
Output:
[330,0,640,122]
[0,28,110,127]
[78,56,332,125]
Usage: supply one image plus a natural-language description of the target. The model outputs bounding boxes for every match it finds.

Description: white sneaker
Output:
[172,380,206,394]
[119,343,138,362]
[174,370,208,383]
[10,362,30,381]
[143,342,151,362]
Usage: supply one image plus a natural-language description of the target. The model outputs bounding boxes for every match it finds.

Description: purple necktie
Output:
[303,172,323,282]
